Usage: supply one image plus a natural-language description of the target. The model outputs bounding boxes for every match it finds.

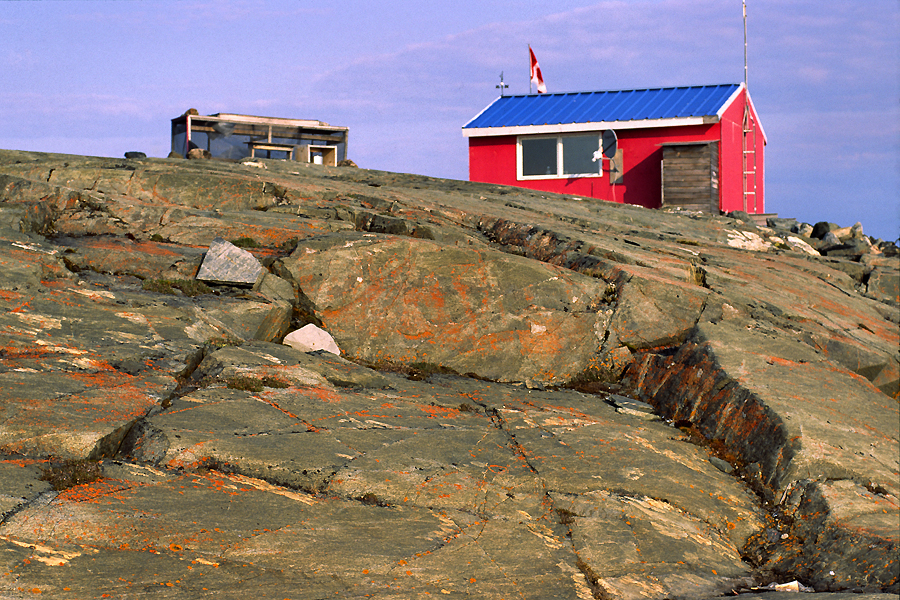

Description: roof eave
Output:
[461,96,504,129]
[745,89,768,144]
[717,84,744,120]
[462,115,718,138]
[723,83,768,144]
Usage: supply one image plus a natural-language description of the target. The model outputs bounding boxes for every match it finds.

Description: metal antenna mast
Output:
[741,0,757,212]
[743,0,748,89]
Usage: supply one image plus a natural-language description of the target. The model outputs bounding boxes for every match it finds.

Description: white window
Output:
[517,134,603,180]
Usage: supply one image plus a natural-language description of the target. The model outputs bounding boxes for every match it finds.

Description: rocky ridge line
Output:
[0,150,896,598]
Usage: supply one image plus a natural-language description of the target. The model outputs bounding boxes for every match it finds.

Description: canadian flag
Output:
[529,46,547,94]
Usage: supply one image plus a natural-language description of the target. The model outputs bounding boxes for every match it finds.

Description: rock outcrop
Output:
[0,149,896,599]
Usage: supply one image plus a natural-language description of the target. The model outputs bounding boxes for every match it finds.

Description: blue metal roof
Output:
[463,84,741,130]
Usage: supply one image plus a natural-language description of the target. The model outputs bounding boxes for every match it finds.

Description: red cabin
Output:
[462,83,765,214]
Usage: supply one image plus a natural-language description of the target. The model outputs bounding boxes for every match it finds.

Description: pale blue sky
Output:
[2,1,898,240]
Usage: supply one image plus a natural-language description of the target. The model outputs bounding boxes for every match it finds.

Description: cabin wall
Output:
[468,135,519,185]
[468,123,720,209]
[718,88,765,213]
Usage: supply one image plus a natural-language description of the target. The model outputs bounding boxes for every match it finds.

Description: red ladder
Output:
[742,101,758,213]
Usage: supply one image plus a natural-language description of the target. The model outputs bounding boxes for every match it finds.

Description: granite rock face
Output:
[0,150,897,598]
[196,237,265,285]
[283,233,616,383]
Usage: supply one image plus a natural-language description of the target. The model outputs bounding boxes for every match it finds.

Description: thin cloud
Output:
[0,92,153,119]
[3,50,36,68]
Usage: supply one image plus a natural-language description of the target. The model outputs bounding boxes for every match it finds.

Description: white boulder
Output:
[283,324,341,355]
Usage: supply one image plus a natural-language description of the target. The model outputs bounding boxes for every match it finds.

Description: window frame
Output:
[516,133,604,180]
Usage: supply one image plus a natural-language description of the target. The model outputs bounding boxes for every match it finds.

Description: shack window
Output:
[518,134,602,179]
[562,135,599,175]
[521,137,557,176]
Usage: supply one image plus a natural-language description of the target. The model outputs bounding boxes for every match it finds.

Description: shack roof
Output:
[171,112,348,133]
[462,83,745,137]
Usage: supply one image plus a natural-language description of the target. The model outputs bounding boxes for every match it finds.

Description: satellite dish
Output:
[602,129,617,159]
